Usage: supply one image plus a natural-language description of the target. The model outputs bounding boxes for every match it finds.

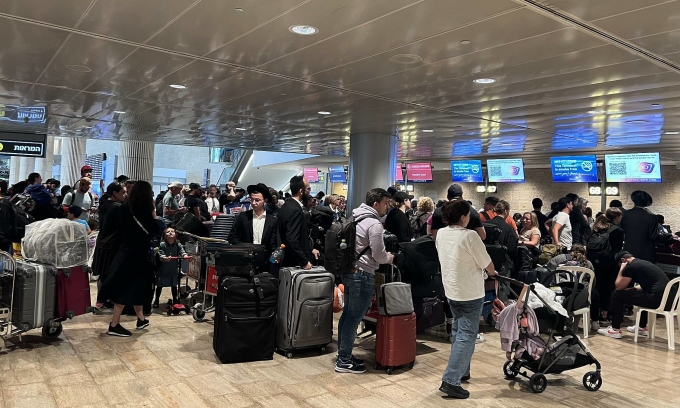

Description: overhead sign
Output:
[550,155,598,183]
[0,132,47,158]
[0,105,47,124]
[451,160,483,183]
[329,172,346,183]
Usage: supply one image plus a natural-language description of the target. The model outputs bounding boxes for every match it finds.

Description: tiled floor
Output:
[1,284,679,408]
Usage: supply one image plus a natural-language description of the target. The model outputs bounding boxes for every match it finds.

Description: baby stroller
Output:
[495,275,602,393]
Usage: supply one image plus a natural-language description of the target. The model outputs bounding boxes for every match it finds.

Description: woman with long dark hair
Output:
[589,207,624,325]
[99,180,160,337]
[92,182,127,312]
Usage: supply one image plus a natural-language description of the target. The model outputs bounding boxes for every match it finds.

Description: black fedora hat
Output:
[247,183,272,201]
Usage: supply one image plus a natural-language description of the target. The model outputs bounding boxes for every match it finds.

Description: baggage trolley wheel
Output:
[286,352,293,359]
[193,304,205,321]
[503,360,518,379]
[408,362,414,369]
[42,319,63,338]
[319,346,326,353]
[374,363,380,370]
[583,371,602,392]
[529,373,547,393]
[386,367,394,375]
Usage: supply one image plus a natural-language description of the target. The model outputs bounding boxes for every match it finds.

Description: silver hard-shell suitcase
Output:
[1,260,57,332]
[276,266,334,357]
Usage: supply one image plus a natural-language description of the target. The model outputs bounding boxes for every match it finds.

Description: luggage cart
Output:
[0,251,21,349]
[178,231,227,322]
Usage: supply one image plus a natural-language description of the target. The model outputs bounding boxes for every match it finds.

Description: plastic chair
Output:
[556,266,595,338]
[633,277,680,350]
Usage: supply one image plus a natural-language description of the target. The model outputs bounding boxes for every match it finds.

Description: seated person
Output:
[227,184,278,260]
[67,205,92,234]
[598,251,675,339]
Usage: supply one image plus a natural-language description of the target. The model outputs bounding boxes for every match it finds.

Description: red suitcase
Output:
[56,266,92,319]
[375,312,417,374]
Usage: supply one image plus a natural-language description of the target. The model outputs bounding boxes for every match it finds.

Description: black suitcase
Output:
[383,232,399,253]
[410,272,445,298]
[213,273,279,364]
[175,213,210,243]
[413,297,445,333]
[214,244,267,276]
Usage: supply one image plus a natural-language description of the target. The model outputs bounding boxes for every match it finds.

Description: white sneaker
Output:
[476,333,485,343]
[597,326,622,339]
[626,326,648,337]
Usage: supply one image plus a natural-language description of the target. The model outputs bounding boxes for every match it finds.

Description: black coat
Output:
[277,198,311,268]
[227,210,278,257]
[570,206,591,245]
[384,208,413,243]
[621,206,672,263]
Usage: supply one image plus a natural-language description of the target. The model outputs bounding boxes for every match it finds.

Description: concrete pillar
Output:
[18,157,36,181]
[34,135,55,180]
[118,139,155,182]
[347,133,398,212]
[61,137,87,187]
[9,156,20,185]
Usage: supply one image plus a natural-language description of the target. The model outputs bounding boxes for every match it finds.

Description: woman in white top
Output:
[435,200,497,400]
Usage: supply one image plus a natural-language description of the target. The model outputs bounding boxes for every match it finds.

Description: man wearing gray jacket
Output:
[336,188,394,374]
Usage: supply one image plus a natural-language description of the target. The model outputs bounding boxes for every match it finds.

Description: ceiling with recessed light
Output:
[1,0,680,164]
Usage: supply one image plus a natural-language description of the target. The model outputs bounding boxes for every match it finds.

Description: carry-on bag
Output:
[383,232,399,253]
[56,265,92,319]
[213,273,279,364]
[396,236,442,288]
[175,213,210,243]
[375,312,417,374]
[214,244,267,277]
[276,267,334,357]
[413,297,445,333]
[377,282,414,316]
[1,260,57,332]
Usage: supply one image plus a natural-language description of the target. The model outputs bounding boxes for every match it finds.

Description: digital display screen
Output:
[550,155,598,183]
[605,152,661,183]
[406,162,433,182]
[451,160,483,183]
[303,167,319,183]
[487,158,525,183]
[329,171,346,183]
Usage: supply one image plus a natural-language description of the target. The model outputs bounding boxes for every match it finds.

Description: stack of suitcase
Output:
[375,281,417,374]
[207,214,235,251]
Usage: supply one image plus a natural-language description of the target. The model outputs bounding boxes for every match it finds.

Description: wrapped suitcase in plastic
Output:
[276,267,334,358]
[1,260,57,333]
[56,266,92,319]
[213,273,279,364]
[375,312,417,374]
[21,219,89,268]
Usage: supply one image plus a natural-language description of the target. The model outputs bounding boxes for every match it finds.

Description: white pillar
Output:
[118,140,155,182]
[9,156,20,185]
[61,137,87,186]
[347,134,398,212]
[34,135,55,180]
[18,157,36,181]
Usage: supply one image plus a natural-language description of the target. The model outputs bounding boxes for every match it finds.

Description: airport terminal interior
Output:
[2,0,680,407]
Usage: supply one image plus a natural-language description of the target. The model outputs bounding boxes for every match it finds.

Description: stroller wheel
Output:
[503,361,517,379]
[583,371,602,392]
[529,373,547,393]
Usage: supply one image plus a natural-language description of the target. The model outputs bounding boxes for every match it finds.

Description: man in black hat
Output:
[620,190,674,263]
[228,184,278,259]
[428,184,485,240]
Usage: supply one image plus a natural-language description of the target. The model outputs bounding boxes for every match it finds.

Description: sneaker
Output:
[335,359,366,374]
[597,326,622,339]
[107,324,132,337]
[591,321,601,332]
[599,316,612,326]
[626,326,648,337]
[351,355,365,366]
[152,302,160,309]
[476,333,485,343]
[439,381,470,399]
[136,319,150,330]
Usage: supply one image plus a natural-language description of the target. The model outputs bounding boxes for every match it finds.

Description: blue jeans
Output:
[442,297,484,386]
[337,270,375,362]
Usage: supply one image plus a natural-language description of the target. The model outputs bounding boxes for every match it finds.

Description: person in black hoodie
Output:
[620,190,674,263]
[385,191,414,243]
[92,182,127,313]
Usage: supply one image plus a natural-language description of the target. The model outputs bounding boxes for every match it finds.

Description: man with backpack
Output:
[62,177,94,221]
[334,188,394,374]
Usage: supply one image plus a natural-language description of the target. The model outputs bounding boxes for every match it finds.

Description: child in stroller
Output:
[495,274,602,394]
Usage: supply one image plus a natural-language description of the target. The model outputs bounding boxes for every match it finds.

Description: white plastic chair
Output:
[556,266,595,338]
[633,277,680,350]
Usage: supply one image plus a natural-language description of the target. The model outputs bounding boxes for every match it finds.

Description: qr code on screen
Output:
[489,165,502,177]
[609,162,627,175]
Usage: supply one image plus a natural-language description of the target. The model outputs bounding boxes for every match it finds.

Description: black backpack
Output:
[586,225,617,266]
[409,211,428,239]
[155,191,166,217]
[0,197,34,241]
[483,219,518,254]
[324,214,374,277]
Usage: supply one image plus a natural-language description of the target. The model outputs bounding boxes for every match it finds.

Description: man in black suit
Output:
[277,175,316,269]
[620,190,674,263]
[227,183,278,257]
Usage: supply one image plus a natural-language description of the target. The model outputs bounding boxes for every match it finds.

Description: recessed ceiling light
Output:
[65,65,92,73]
[289,25,318,35]
[389,54,423,64]
[626,119,649,125]
[422,129,434,133]
[318,111,331,115]
[665,131,680,135]
[473,78,496,84]
[235,7,243,12]
[235,127,246,131]
[460,40,471,45]
[651,103,661,107]
[588,109,606,114]
[170,84,187,89]
[113,110,125,114]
